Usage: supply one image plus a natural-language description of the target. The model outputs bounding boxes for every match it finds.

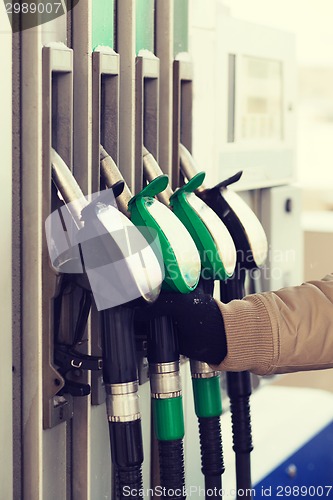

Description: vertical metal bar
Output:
[12,25,22,500]
[117,0,136,192]
[92,50,120,193]
[91,6,121,500]
[227,54,236,143]
[91,49,120,414]
[172,59,193,189]
[42,44,74,500]
[155,0,174,179]
[0,5,13,500]
[135,55,160,193]
[21,25,45,500]
[42,45,74,430]
[21,19,75,500]
[71,2,93,498]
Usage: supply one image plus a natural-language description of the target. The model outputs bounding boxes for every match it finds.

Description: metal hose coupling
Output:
[149,359,185,442]
[190,360,219,379]
[105,381,141,422]
[149,361,182,399]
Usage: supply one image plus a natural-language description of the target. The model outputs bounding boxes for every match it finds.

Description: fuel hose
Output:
[179,143,268,500]
[148,315,185,499]
[143,149,237,500]
[102,306,144,499]
[220,272,253,499]
[101,147,201,498]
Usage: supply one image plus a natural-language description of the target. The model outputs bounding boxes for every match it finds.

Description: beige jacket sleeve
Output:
[215,274,333,376]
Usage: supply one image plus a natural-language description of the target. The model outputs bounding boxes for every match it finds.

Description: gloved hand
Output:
[135,288,227,365]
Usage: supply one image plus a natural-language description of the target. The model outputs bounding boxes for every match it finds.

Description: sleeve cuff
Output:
[213,295,279,375]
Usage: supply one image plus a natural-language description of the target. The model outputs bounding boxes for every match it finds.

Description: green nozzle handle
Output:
[192,377,222,418]
[153,397,185,441]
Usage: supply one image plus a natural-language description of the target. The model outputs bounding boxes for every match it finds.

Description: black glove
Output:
[135,288,227,365]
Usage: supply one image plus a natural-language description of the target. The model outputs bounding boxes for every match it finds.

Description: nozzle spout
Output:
[99,145,133,218]
[51,148,88,227]
[142,147,174,206]
[179,144,206,192]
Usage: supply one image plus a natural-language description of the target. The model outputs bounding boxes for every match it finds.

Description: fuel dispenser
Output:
[11,2,331,499]
[179,144,269,499]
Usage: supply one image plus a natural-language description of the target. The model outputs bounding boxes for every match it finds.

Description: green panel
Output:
[173,0,188,56]
[192,377,222,418]
[136,0,155,53]
[92,0,114,50]
[153,397,185,441]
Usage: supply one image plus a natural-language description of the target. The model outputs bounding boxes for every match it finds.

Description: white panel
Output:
[260,185,303,290]
[303,211,333,281]
[0,3,13,499]
[190,28,219,187]
[216,11,297,190]
[190,0,217,30]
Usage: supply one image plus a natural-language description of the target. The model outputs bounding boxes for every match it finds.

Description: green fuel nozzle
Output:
[100,144,202,294]
[142,147,231,499]
[126,173,190,497]
[128,175,201,293]
[142,147,237,282]
[169,175,236,281]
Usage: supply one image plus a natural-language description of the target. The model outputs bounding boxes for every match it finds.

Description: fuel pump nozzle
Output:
[100,145,133,219]
[179,144,268,269]
[142,147,238,500]
[99,146,202,499]
[48,148,164,499]
[179,144,268,500]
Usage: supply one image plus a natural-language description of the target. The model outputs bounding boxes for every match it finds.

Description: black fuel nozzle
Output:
[179,144,268,272]
[178,144,270,499]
